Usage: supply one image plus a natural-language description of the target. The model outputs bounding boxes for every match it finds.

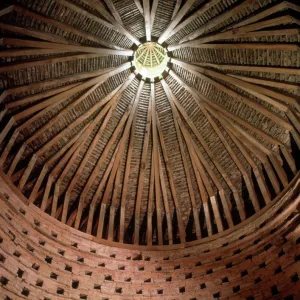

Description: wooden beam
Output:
[158,0,196,44]
[192,62,300,76]
[0,118,15,146]
[151,83,163,245]
[18,155,38,191]
[171,94,234,229]
[179,0,255,43]
[97,96,139,238]
[0,131,19,169]
[86,144,120,235]
[156,114,186,243]
[15,62,130,126]
[134,92,152,244]
[157,149,173,244]
[80,0,141,45]
[6,61,128,97]
[55,0,114,29]
[161,80,201,238]
[1,38,133,55]
[170,64,287,147]
[143,0,151,41]
[212,109,281,196]
[227,74,300,92]
[229,1,298,29]
[40,124,91,211]
[0,91,7,104]
[225,128,271,204]
[13,5,126,50]
[150,0,159,30]
[171,0,182,20]
[26,82,103,146]
[96,81,144,238]
[167,0,222,41]
[118,125,135,243]
[0,53,113,74]
[6,83,80,109]
[52,105,114,220]
[0,5,14,17]
[169,28,300,50]
[172,59,294,112]
[107,160,123,241]
[146,152,155,245]
[179,43,299,52]
[179,120,222,234]
[202,108,260,213]
[134,0,144,15]
[0,22,78,45]
[29,128,86,202]
[0,48,71,58]
[103,0,123,24]
[170,69,279,186]
[0,108,7,123]
[62,75,134,223]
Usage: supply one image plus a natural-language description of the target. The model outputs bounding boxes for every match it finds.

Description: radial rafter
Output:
[0,0,299,247]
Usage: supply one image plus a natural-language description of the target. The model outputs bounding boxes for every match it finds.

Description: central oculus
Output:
[134,42,168,79]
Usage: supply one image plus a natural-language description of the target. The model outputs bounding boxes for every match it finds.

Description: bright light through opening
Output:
[134,42,169,79]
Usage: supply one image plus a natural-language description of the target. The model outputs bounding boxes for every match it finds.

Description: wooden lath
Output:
[80,0,141,46]
[178,0,256,44]
[107,159,123,241]
[133,90,152,244]
[169,7,300,50]
[97,82,144,238]
[158,0,197,44]
[193,62,300,76]
[169,71,245,224]
[61,75,135,224]
[0,0,299,248]
[177,117,222,235]
[166,0,222,41]
[28,127,88,203]
[103,0,124,25]
[12,5,128,50]
[1,38,133,55]
[170,68,290,193]
[0,22,80,45]
[39,124,91,211]
[146,152,155,245]
[161,80,201,239]
[171,59,293,128]
[150,83,163,245]
[156,113,186,243]
[0,53,126,74]
[171,60,287,148]
[3,66,131,182]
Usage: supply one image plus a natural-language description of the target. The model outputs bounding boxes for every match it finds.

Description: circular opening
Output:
[134,42,169,79]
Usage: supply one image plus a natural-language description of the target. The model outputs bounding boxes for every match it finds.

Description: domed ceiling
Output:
[0,0,299,246]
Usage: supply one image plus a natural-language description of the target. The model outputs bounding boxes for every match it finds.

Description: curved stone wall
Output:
[0,170,299,299]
